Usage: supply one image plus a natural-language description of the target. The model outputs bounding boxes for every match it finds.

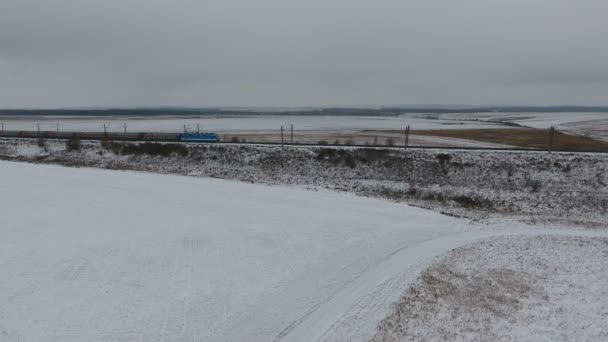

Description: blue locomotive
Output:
[179,132,220,142]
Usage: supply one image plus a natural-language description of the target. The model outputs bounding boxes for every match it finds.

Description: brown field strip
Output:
[412,128,608,151]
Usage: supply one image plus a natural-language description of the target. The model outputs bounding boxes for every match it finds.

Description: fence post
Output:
[404,125,410,149]
[124,123,127,134]
[197,123,200,133]
[291,124,293,144]
[37,123,40,137]
[104,124,107,134]
[548,126,556,153]
[281,125,284,145]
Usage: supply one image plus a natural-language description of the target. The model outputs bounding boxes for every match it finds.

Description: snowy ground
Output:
[2,138,607,226]
[371,235,608,342]
[4,113,607,146]
[1,160,607,341]
[216,130,515,147]
[0,114,506,133]
[436,112,608,129]
[1,161,467,341]
[2,113,605,133]
[560,119,608,142]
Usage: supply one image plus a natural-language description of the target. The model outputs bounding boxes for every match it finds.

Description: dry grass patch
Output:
[370,236,608,342]
[412,128,608,151]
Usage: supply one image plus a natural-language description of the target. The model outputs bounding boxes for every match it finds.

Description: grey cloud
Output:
[1,0,608,107]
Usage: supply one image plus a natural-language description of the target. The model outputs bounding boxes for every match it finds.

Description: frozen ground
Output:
[2,112,605,133]
[217,130,514,147]
[2,138,607,226]
[1,161,607,341]
[0,114,518,133]
[371,235,608,342]
[3,113,607,145]
[1,160,468,341]
[437,112,608,129]
[560,119,608,142]
[437,112,608,140]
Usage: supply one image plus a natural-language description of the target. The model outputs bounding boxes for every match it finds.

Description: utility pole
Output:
[548,126,556,153]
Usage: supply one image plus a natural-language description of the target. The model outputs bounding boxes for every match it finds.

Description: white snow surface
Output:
[438,112,608,129]
[3,113,607,143]
[0,115,507,133]
[0,161,464,341]
[1,161,607,341]
[369,235,608,342]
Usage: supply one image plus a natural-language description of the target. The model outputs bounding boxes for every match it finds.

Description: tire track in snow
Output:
[278,227,608,342]
[158,241,183,342]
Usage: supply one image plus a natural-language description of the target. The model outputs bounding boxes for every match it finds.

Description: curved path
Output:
[280,227,608,342]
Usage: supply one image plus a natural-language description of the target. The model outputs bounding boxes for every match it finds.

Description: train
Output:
[0,130,221,143]
[179,132,220,142]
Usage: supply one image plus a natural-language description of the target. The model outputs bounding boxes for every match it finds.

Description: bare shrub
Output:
[100,134,113,150]
[436,153,451,163]
[120,143,188,157]
[452,195,493,209]
[355,148,391,163]
[66,137,81,152]
[529,180,542,193]
[230,136,241,143]
[315,148,357,168]
[37,138,48,152]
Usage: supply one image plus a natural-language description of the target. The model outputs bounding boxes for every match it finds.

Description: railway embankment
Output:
[1,137,607,226]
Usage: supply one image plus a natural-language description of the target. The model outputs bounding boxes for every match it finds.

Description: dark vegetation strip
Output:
[413,128,608,152]
[3,129,608,153]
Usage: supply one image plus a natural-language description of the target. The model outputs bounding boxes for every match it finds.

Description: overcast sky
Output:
[1,0,607,108]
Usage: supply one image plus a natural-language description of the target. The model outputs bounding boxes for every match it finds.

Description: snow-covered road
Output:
[282,227,608,342]
[1,161,606,341]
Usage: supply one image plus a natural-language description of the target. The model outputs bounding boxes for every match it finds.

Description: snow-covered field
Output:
[2,138,607,225]
[0,114,516,133]
[1,160,607,341]
[3,112,607,147]
[437,112,608,128]
[371,235,608,342]
[1,161,467,341]
[436,112,608,140]
[560,119,608,142]
[2,113,606,133]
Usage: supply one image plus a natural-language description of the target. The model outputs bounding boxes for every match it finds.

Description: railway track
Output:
[1,130,607,154]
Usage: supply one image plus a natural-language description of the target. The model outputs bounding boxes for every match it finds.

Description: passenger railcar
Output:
[179,132,220,143]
